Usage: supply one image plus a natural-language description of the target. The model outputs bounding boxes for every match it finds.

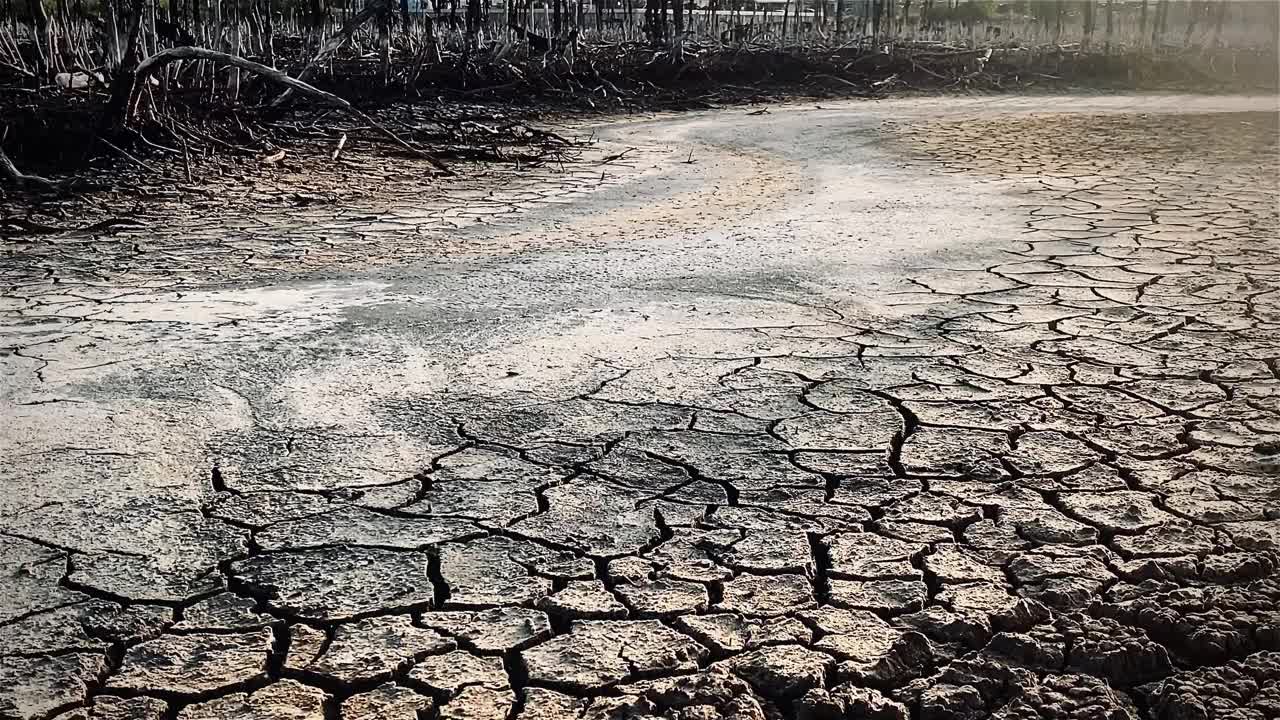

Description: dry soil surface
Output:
[2,94,1279,720]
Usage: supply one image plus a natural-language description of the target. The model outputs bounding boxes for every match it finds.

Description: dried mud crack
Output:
[2,95,1279,720]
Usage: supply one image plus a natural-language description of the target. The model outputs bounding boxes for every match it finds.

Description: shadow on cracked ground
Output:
[2,102,1279,720]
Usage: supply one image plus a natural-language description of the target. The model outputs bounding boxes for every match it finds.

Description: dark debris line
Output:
[2,111,1280,720]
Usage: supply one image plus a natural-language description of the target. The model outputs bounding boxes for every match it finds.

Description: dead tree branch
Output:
[0,145,61,192]
[127,46,450,174]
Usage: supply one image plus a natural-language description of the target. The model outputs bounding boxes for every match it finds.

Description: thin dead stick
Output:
[98,135,158,173]
[129,46,450,174]
[909,59,949,80]
[0,58,34,77]
[810,73,875,91]
[181,137,193,183]
[332,133,348,161]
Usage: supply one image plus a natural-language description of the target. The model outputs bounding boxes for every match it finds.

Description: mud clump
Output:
[1144,651,1280,720]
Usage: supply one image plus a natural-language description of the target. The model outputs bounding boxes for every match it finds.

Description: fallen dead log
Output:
[126,46,450,174]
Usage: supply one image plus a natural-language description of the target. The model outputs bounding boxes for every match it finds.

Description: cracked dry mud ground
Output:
[3,95,1279,720]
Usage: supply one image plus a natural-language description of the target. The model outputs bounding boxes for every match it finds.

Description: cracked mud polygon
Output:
[2,95,1279,720]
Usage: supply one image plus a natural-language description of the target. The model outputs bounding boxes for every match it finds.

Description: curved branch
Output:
[0,146,62,192]
[129,46,450,174]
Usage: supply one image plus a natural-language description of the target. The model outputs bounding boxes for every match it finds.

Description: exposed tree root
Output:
[0,145,62,192]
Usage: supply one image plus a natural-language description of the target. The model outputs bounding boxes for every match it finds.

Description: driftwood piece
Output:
[129,46,450,174]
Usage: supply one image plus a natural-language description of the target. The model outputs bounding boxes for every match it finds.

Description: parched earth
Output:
[2,95,1279,720]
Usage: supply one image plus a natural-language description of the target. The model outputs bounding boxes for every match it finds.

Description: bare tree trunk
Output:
[53,0,67,73]
[1104,0,1113,53]
[264,0,276,66]
[1183,0,1201,47]
[104,0,146,129]
[871,0,882,46]
[835,0,844,35]
[378,0,391,83]
[1137,0,1148,48]
[673,0,683,55]
[1152,0,1167,50]
[145,0,156,60]
[150,0,163,98]
[230,0,242,99]
[465,0,480,47]
[26,0,51,83]
[1082,0,1094,50]
[408,11,440,84]
[1209,0,1227,49]
[424,13,440,62]
[1269,2,1280,56]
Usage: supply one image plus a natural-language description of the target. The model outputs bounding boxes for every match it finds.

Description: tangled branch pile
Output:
[1,0,1276,189]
